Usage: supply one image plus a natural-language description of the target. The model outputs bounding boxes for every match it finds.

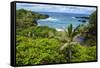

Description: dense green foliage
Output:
[16,9,97,65]
[80,11,97,46]
[71,44,96,62]
[88,11,97,43]
[16,36,66,65]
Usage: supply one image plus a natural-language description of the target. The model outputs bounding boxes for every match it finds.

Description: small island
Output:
[75,16,89,19]
[78,19,87,23]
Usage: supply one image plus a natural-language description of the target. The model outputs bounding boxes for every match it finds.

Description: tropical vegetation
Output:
[16,9,97,65]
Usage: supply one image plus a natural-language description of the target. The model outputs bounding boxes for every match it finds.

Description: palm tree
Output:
[60,24,81,62]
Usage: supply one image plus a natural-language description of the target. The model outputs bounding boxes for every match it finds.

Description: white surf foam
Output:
[72,16,76,19]
[39,17,59,22]
[56,28,64,31]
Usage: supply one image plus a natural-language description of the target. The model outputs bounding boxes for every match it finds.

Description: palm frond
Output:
[60,43,69,50]
[73,24,81,33]
[70,41,78,45]
[72,24,82,39]
[60,42,78,50]
[68,24,73,37]
[62,26,68,38]
[72,32,79,40]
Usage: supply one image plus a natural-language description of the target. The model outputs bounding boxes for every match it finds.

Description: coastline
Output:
[56,28,64,31]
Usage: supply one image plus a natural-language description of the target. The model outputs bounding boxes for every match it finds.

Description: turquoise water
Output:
[37,12,89,30]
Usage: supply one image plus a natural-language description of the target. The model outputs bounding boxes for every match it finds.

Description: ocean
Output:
[37,12,89,31]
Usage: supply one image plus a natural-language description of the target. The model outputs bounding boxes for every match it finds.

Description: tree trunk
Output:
[68,49,71,62]
[67,44,72,62]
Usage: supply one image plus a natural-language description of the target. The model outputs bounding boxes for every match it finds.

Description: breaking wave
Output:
[39,17,59,22]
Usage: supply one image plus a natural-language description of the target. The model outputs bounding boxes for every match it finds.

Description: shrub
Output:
[16,37,67,65]
[71,44,96,62]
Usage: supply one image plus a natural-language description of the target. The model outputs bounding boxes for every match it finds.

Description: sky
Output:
[16,3,96,14]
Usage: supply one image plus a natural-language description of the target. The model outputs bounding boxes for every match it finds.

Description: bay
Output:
[37,12,89,31]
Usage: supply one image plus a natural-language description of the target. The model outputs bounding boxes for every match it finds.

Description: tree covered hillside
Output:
[16,9,97,65]
[16,9,49,28]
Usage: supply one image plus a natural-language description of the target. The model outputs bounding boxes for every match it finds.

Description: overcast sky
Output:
[16,3,96,14]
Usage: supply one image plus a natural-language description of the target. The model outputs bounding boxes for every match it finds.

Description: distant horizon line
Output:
[16,8,93,15]
[35,11,91,15]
